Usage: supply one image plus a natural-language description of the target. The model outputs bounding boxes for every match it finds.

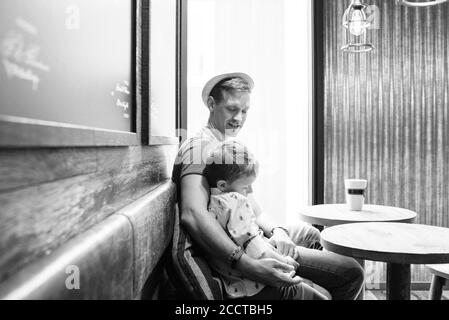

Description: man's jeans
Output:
[288,222,365,300]
[241,280,330,300]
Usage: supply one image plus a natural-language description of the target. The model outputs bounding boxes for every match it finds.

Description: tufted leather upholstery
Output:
[117,182,176,298]
[0,181,176,300]
[0,214,134,300]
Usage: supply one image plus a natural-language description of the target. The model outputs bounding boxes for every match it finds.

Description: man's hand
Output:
[236,254,303,288]
[268,229,299,259]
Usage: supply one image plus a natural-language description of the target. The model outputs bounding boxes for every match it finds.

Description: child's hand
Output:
[293,247,300,261]
[279,268,303,282]
[284,255,299,269]
[261,249,299,270]
[268,228,297,258]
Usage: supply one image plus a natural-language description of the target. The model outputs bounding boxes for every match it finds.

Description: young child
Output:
[204,140,329,300]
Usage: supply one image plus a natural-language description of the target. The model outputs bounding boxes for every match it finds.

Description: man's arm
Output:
[179,175,301,286]
[179,174,237,262]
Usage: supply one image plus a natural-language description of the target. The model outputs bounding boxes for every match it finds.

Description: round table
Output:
[299,204,417,300]
[321,222,449,300]
[298,204,417,227]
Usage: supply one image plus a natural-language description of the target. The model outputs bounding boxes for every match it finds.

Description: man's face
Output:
[210,90,250,137]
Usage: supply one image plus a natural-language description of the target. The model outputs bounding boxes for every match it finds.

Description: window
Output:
[187,0,312,224]
[149,0,179,145]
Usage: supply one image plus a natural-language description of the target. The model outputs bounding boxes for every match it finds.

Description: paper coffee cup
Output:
[344,179,367,211]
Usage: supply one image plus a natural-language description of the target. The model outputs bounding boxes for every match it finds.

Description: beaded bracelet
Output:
[228,246,244,269]
[270,226,290,237]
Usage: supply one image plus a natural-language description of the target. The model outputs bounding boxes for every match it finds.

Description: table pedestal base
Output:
[386,263,411,300]
[355,258,365,300]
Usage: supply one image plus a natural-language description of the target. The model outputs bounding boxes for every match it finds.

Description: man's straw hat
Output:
[201,72,254,106]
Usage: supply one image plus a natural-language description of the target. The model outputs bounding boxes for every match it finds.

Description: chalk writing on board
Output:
[111,80,131,119]
[15,17,38,35]
[117,98,130,119]
[2,31,50,72]
[65,5,81,30]
[115,83,130,95]
[1,19,50,90]
[116,98,129,110]
[150,97,159,121]
[2,59,40,90]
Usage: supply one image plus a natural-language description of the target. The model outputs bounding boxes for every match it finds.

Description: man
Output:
[172,72,364,299]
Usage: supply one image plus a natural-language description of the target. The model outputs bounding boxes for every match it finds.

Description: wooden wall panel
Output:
[323,0,449,283]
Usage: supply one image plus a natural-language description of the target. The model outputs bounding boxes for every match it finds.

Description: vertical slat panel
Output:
[323,0,449,284]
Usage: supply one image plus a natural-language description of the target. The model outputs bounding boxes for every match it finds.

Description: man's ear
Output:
[216,180,228,192]
[207,96,216,112]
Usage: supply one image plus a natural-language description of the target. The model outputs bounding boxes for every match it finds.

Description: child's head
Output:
[205,140,258,197]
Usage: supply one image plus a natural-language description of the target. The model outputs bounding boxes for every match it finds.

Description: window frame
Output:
[145,0,187,146]
[312,0,325,205]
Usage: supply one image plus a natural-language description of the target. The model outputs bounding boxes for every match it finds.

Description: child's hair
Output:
[204,140,258,188]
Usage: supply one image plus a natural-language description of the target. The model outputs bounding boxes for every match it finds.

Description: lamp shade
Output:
[341,0,374,53]
[397,0,448,7]
[341,30,374,53]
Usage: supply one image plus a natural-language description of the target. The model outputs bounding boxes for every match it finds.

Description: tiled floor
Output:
[365,290,449,300]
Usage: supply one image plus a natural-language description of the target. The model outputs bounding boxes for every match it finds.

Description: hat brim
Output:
[201,72,254,106]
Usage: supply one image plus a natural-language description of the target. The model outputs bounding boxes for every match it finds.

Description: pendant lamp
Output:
[341,0,374,53]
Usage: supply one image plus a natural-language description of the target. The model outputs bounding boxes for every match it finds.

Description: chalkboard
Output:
[0,0,134,133]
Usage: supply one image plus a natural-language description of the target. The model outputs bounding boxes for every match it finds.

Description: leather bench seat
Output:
[117,182,176,298]
[0,214,134,299]
[0,181,176,300]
